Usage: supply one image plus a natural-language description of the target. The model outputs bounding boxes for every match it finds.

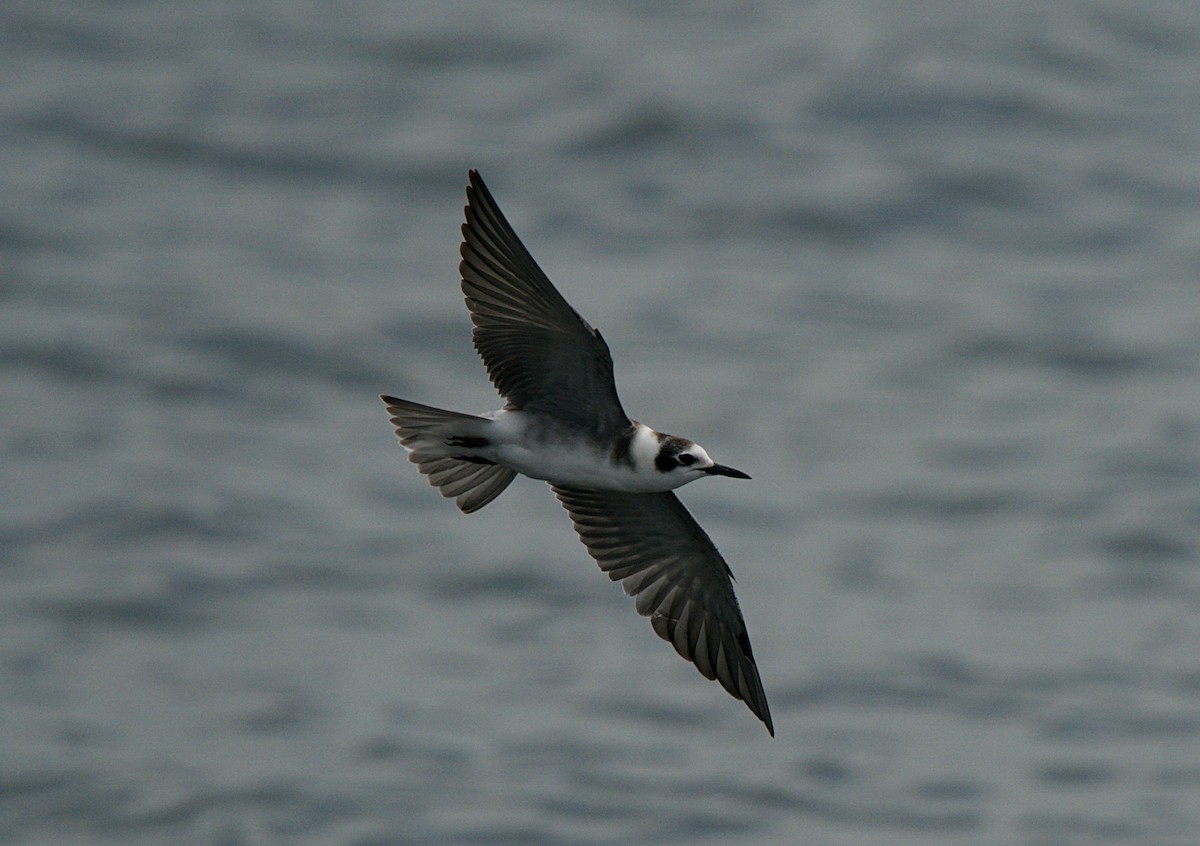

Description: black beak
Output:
[704,463,751,480]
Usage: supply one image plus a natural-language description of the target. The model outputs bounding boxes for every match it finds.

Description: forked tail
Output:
[380,395,516,513]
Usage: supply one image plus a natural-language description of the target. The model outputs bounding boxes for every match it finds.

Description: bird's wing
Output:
[551,485,774,735]
[460,170,630,439]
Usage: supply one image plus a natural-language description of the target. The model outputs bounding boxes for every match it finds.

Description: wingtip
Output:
[749,686,775,737]
[759,704,776,737]
[463,170,488,233]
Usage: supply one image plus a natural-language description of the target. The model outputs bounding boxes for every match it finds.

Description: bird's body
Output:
[406,407,731,493]
[463,411,661,490]
[382,170,773,735]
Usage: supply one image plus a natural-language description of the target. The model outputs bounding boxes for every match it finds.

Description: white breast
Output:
[486,416,684,492]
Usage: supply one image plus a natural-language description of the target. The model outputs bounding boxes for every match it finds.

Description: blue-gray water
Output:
[4,2,1200,843]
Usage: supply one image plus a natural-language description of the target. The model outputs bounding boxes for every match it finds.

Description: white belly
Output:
[483,411,687,492]
[490,442,673,491]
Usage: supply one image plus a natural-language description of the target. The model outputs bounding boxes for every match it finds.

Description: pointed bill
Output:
[704,463,751,479]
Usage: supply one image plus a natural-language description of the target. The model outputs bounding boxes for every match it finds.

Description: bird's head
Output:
[654,433,751,485]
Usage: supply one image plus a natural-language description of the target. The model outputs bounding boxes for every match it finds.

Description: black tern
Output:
[382,170,773,735]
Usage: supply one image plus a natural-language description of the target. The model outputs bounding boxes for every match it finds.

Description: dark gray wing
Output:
[460,170,630,439]
[551,485,774,736]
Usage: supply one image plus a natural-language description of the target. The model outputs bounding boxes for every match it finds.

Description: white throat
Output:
[628,423,661,473]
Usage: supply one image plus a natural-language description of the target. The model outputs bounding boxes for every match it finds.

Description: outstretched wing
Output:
[551,485,774,735]
[459,170,630,440]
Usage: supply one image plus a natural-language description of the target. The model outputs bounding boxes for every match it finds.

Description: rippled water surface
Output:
[4,2,1200,843]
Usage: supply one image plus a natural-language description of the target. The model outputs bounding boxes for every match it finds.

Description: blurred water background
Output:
[4,1,1200,843]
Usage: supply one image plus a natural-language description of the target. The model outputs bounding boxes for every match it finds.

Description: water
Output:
[3,1,1200,843]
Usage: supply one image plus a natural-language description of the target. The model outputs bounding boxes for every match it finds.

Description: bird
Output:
[381,170,773,736]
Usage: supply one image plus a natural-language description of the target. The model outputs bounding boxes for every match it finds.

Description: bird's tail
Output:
[381,395,516,513]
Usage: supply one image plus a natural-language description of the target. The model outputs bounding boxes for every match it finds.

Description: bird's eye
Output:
[677,454,697,467]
